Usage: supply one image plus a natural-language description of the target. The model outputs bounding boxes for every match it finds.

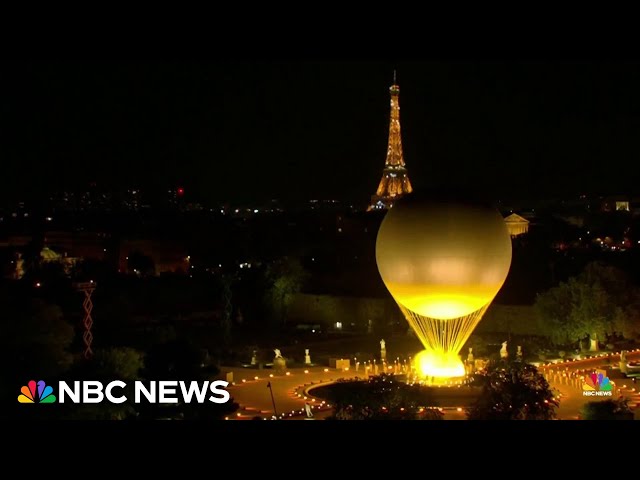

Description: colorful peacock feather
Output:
[582,372,612,392]
[18,380,56,403]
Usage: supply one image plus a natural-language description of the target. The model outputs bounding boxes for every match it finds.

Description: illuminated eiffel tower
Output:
[368,72,413,211]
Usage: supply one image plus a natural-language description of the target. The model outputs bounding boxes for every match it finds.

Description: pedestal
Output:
[273,357,287,373]
[620,361,628,374]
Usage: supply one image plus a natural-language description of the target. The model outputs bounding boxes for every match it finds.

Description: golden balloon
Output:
[376,194,512,379]
[376,197,512,319]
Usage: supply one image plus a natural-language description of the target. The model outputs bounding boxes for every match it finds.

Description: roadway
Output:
[222,348,640,420]
[222,366,360,420]
[540,349,640,419]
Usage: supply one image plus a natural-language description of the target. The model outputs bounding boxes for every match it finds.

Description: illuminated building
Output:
[39,246,78,275]
[616,201,629,212]
[601,196,631,212]
[44,231,109,261]
[503,212,529,237]
[368,74,413,211]
[376,194,512,379]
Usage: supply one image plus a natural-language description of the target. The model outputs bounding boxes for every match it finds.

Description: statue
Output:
[474,358,486,371]
[500,341,508,359]
[367,319,373,334]
[516,345,523,360]
[620,350,629,374]
[13,252,25,280]
[273,348,286,372]
[463,348,475,374]
[251,350,257,366]
[304,402,314,419]
[380,339,386,361]
[304,348,311,365]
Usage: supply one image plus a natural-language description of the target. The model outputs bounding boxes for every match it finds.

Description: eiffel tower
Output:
[368,72,413,211]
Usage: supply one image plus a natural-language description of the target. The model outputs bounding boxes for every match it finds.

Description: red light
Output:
[177,187,184,196]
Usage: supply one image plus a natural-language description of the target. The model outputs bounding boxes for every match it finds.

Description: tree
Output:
[93,293,134,348]
[71,258,112,281]
[127,251,155,276]
[0,289,75,420]
[143,338,208,380]
[139,338,237,420]
[467,360,558,420]
[327,375,443,420]
[91,347,144,381]
[614,303,640,340]
[264,257,308,326]
[62,347,144,420]
[581,262,640,340]
[0,296,74,379]
[580,398,634,420]
[535,261,640,345]
[219,274,235,345]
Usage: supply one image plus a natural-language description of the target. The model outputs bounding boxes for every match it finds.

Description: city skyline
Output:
[3,61,640,423]
[3,62,640,207]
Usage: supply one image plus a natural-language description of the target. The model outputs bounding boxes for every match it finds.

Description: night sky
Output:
[3,61,640,206]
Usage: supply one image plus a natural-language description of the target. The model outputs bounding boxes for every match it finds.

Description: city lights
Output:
[6,64,640,424]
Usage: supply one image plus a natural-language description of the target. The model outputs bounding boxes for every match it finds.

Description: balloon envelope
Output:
[376,195,512,319]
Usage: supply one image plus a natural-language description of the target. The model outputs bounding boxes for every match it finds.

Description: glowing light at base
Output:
[400,303,489,360]
[415,350,465,379]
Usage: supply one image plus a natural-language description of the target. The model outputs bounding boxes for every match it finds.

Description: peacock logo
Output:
[18,380,56,404]
[582,372,613,397]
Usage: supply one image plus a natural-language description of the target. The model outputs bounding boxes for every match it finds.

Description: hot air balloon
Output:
[375,193,512,379]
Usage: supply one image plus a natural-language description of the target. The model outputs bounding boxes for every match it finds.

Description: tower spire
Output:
[368,77,413,211]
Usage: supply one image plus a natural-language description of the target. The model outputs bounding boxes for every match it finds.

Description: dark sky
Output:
[2,61,640,206]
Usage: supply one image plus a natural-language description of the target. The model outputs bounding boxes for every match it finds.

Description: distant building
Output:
[503,213,529,237]
[555,214,585,228]
[44,231,109,261]
[0,235,32,248]
[601,196,631,212]
[616,201,630,212]
[118,239,189,275]
[40,246,78,275]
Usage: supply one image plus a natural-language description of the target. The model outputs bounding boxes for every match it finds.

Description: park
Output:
[221,193,640,421]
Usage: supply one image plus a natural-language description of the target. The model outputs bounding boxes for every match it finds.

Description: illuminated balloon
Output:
[376,193,512,378]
